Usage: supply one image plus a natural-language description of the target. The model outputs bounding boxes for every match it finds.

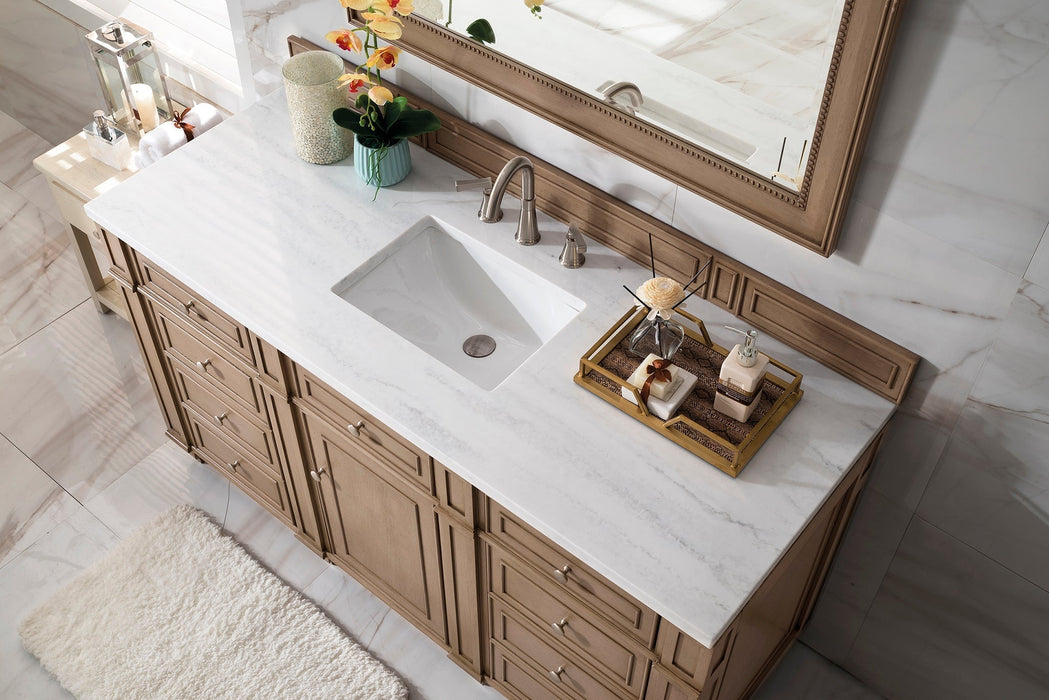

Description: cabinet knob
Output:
[548,666,565,683]
[310,468,324,482]
[227,460,240,472]
[196,358,212,371]
[183,300,202,317]
[213,412,228,425]
[551,618,568,635]
[552,565,571,584]
[347,421,365,438]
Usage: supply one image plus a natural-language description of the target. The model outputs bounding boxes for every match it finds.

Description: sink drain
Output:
[463,334,496,358]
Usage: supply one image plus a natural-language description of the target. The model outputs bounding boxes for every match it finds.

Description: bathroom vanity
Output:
[85,91,901,699]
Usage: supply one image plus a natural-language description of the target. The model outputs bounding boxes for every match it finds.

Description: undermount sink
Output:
[332,216,585,390]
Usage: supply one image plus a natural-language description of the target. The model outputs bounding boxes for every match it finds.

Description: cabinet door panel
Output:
[304,412,446,641]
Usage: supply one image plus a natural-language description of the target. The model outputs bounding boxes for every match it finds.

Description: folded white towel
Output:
[183,103,223,137]
[138,121,187,168]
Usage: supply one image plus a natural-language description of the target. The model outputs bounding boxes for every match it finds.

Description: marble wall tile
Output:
[672,194,1021,430]
[850,0,1049,276]
[1024,224,1049,288]
[0,301,166,501]
[969,281,1049,420]
[0,434,82,569]
[0,507,117,699]
[0,191,88,355]
[916,283,1049,590]
[0,0,102,146]
[753,643,878,700]
[800,488,911,663]
[847,518,1049,699]
[84,442,230,539]
[865,413,952,512]
[918,403,1049,593]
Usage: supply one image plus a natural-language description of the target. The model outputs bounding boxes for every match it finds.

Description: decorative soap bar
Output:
[625,353,681,400]
[622,360,699,421]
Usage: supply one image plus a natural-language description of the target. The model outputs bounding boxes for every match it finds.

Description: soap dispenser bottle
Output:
[713,326,769,422]
[83,110,132,171]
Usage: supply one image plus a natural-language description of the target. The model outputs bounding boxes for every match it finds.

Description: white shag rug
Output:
[20,505,408,699]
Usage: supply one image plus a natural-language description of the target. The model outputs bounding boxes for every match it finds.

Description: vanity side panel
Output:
[105,235,189,449]
[714,430,885,699]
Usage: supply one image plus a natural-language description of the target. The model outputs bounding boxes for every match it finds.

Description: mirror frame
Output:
[350,0,905,256]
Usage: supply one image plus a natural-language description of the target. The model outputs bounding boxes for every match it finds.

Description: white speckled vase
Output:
[354,137,412,187]
[282,52,353,164]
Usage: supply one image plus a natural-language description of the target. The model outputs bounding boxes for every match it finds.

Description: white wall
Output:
[239,3,1049,695]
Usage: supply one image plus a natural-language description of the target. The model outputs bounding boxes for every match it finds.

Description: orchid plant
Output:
[326,1,441,189]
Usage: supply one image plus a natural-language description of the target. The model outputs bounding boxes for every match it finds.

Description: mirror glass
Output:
[414,0,847,191]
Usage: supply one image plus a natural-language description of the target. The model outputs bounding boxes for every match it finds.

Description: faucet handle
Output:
[455,177,494,220]
[559,224,587,268]
[454,177,492,193]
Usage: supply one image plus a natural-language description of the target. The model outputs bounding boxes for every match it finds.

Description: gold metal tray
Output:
[573,307,803,477]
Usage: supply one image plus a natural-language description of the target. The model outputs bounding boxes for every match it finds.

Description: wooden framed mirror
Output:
[350,1,905,256]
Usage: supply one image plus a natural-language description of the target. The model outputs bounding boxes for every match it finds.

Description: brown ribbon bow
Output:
[640,359,673,404]
[172,108,195,141]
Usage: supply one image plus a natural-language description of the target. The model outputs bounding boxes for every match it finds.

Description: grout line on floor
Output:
[0,298,92,363]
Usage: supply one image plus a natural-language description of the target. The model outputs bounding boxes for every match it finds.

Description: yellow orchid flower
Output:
[324,29,363,52]
[337,72,373,93]
[386,0,414,16]
[339,0,376,9]
[364,46,401,70]
[524,0,544,8]
[368,85,394,106]
[362,11,404,40]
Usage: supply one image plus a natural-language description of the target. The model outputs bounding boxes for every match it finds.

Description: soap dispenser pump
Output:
[713,326,769,422]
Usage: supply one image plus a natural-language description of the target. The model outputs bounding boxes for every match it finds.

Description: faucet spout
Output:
[481,156,540,245]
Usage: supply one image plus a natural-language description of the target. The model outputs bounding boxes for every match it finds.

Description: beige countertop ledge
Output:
[86,90,896,648]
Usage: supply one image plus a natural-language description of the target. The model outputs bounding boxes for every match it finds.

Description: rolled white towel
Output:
[183,103,223,137]
[138,121,187,167]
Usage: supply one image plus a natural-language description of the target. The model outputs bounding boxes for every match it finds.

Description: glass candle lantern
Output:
[86,20,173,135]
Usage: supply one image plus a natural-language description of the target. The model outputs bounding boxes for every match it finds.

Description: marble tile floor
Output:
[0,106,869,698]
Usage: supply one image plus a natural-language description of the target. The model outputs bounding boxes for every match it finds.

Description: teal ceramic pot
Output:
[354,137,411,187]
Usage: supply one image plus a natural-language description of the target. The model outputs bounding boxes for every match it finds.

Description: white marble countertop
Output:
[86,90,895,647]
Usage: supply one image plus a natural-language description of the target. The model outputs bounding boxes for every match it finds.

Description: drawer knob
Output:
[183,300,202,317]
[551,618,568,635]
[213,412,228,425]
[347,421,365,438]
[548,666,565,683]
[310,468,324,482]
[552,565,571,584]
[227,460,240,472]
[196,358,212,371]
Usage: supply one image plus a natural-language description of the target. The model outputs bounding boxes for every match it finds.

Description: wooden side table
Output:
[33,132,138,321]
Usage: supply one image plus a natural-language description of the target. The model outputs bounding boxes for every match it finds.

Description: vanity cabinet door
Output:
[301,410,447,644]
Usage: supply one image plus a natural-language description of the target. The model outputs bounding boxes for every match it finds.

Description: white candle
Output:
[122,83,160,132]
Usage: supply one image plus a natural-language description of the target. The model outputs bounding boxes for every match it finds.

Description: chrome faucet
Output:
[484,156,541,246]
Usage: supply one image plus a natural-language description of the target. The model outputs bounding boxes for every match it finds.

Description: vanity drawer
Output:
[170,358,279,467]
[188,410,292,524]
[135,252,255,365]
[490,600,630,699]
[488,543,649,696]
[153,305,264,418]
[487,500,658,646]
[489,644,572,700]
[291,364,433,495]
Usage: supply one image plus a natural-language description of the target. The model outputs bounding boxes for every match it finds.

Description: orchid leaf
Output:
[466,18,495,44]
[387,109,441,140]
